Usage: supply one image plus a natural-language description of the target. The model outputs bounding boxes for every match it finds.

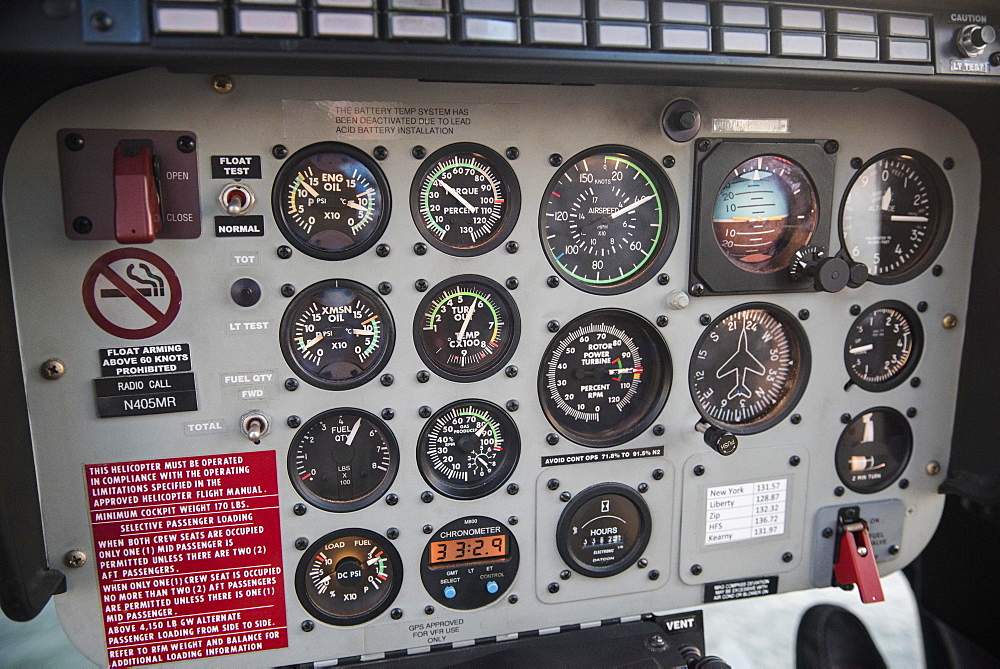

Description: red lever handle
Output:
[114,141,162,244]
[833,520,885,604]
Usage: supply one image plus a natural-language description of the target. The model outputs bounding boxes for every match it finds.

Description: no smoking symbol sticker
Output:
[82,248,182,340]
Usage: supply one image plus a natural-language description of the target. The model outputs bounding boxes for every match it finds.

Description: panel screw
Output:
[211,74,234,94]
[380,374,394,387]
[699,314,711,326]
[424,605,435,615]
[508,595,518,604]
[850,304,861,316]
[284,378,299,391]
[386,528,399,540]
[560,570,571,580]
[293,503,307,516]
[662,155,676,168]
[690,564,703,575]
[559,491,571,502]
[416,370,430,384]
[411,145,426,159]
[419,406,432,418]
[823,139,839,154]
[834,486,845,496]
[943,158,954,170]
[549,153,563,167]
[992,52,1000,66]
[287,415,301,428]
[65,133,85,151]
[899,478,910,489]
[647,634,666,651]
[926,461,941,476]
[547,320,560,333]
[421,491,434,503]
[638,558,648,568]
[798,309,810,321]
[64,550,87,568]
[790,414,802,425]
[547,276,560,288]
[506,277,519,290]
[932,265,944,276]
[176,135,196,153]
[917,301,928,313]
[657,273,670,285]
[381,408,395,420]
[822,527,833,538]
[782,552,793,563]
[373,146,388,161]
[789,455,801,466]
[505,365,518,378]
[506,147,519,160]
[906,407,917,418]
[301,620,314,632]
[506,399,519,412]
[414,279,429,292]
[422,524,432,536]
[910,377,921,388]
[547,478,560,490]
[696,138,711,152]
[413,243,428,256]
[648,570,660,581]
[652,424,665,436]
[90,11,114,31]
[391,608,403,620]
[508,515,518,525]
[889,545,901,556]
[850,157,863,169]
[690,283,705,297]
[40,359,66,380]
[376,244,391,257]
[72,216,93,234]
[942,314,958,329]
[272,145,288,159]
[637,482,649,493]
[280,283,295,297]
[547,582,560,593]
[277,245,293,259]
[378,281,392,295]
[656,316,669,327]
[295,537,309,550]
[652,469,664,480]
[841,413,852,424]
[386,494,399,506]
[693,465,705,476]
[507,483,519,495]
[546,433,560,445]
[506,241,519,254]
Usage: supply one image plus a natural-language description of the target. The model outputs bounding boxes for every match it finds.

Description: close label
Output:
[705,478,787,545]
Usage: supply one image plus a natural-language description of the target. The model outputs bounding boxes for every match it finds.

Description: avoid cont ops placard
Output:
[85,451,287,667]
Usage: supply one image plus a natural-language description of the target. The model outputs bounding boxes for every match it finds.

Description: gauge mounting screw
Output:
[381,408,395,420]
[376,244,390,257]
[548,583,560,593]
[559,491,572,502]
[391,608,403,620]
[419,406,432,418]
[276,245,292,259]
[211,74,233,94]
[917,301,928,313]
[547,478,560,491]
[413,243,428,256]
[657,273,670,285]
[416,370,430,384]
[693,465,705,476]
[790,414,802,425]
[414,279,428,292]
[284,378,299,391]
[380,374,394,387]
[662,156,675,168]
[906,407,917,418]
[506,277,519,290]
[505,365,518,378]
[932,265,944,276]
[385,493,399,506]
[889,545,901,556]
[822,527,834,538]
[943,158,954,170]
[508,516,518,526]
[64,133,84,151]
[910,377,921,388]
[782,552,794,563]
[942,314,958,329]
[899,479,910,489]
[40,359,66,380]
[648,570,660,581]
[287,415,301,428]
[508,594,518,604]
[823,140,839,154]
[280,283,295,298]
[798,309,810,321]
[301,620,314,632]
[424,605,435,615]
[560,570,571,580]
[699,314,711,326]
[506,241,519,254]
[373,145,388,161]
[850,304,861,316]
[652,424,665,436]
[926,461,941,476]
[690,564,703,575]
[506,399,519,412]
[549,153,563,167]
[850,157,863,169]
[294,537,309,550]
[690,283,705,297]
[547,320,560,333]
[293,503,307,516]
[72,216,93,234]
[387,527,399,540]
[696,138,711,152]
[272,145,288,159]
[506,147,519,160]
[789,455,801,466]
[421,491,434,503]
[652,469,664,480]
[637,483,649,493]
[411,145,426,159]
[656,316,669,327]
[547,276,560,288]
[638,558,648,568]
[841,413,852,424]
[546,433,560,445]
[378,281,392,295]
[507,483,519,495]
[64,550,87,568]
[834,486,845,497]
[176,135,195,153]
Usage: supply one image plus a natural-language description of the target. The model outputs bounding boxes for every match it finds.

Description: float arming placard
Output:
[85,451,287,667]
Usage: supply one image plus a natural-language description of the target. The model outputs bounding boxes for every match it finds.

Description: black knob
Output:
[693,658,732,669]
[230,278,261,307]
[972,25,997,49]
[675,110,700,131]
[697,422,737,456]
[812,256,850,293]
[847,260,869,288]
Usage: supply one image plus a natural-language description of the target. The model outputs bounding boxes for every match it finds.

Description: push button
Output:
[443,585,457,599]
[485,580,499,594]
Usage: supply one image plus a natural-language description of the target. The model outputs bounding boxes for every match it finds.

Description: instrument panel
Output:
[1,71,978,667]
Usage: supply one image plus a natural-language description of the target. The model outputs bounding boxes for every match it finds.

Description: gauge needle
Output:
[476,456,490,469]
[849,344,874,354]
[890,215,929,222]
[366,556,381,566]
[299,178,320,198]
[301,333,324,351]
[456,300,478,342]
[346,418,362,446]
[475,422,488,437]
[610,194,656,219]
[880,186,892,212]
[349,328,376,335]
[316,574,331,586]
[440,181,478,213]
[344,200,368,212]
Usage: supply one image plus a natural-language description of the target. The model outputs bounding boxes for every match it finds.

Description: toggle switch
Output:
[241,410,270,444]
[220,183,255,216]
[114,139,163,244]
[833,506,885,604]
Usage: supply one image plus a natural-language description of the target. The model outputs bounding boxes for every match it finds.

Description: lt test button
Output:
[444,586,457,599]
[485,581,499,594]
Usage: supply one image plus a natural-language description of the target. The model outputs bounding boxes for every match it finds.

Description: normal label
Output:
[86,451,287,667]
[705,478,787,545]
[704,576,779,603]
[541,445,663,467]
[215,216,265,237]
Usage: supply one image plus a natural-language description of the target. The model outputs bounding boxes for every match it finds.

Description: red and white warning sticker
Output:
[85,451,287,667]
[82,248,182,340]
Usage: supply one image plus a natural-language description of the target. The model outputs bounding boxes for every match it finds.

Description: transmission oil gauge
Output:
[556,483,651,577]
[540,145,679,294]
[845,301,923,392]
[414,275,520,382]
[835,408,913,493]
[417,400,520,500]
[273,142,390,260]
[410,143,520,256]
[280,279,394,390]
[690,304,810,434]
[539,309,671,447]
[296,528,402,626]
[289,408,399,512]
[421,516,519,610]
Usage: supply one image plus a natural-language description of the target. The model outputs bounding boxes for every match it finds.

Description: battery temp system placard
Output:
[85,451,287,667]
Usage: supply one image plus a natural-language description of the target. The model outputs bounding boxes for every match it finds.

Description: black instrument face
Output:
[538,309,672,447]
[295,529,402,626]
[288,409,399,512]
[840,150,952,284]
[689,304,810,434]
[280,279,394,390]
[845,301,923,392]
[712,155,818,274]
[273,142,390,260]
[413,275,520,382]
[556,483,651,578]
[420,516,519,610]
[410,143,520,256]
[835,408,913,493]
[539,146,678,295]
[417,400,520,500]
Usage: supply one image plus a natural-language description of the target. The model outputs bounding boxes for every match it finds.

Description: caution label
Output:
[100,344,192,377]
[86,451,287,667]
[703,576,778,603]
[541,445,664,467]
[83,249,182,340]
[96,345,198,418]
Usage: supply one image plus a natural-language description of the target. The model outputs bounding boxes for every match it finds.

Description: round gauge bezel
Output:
[412,274,521,383]
[409,143,521,257]
[295,528,403,626]
[556,482,652,578]
[416,400,520,500]
[279,278,395,391]
[688,302,811,435]
[537,308,673,447]
[287,408,399,512]
[835,407,913,494]
[537,144,680,295]
[271,141,392,261]
[844,300,924,392]
[838,148,953,285]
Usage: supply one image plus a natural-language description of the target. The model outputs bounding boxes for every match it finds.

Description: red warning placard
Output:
[85,451,287,667]
[82,248,182,340]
